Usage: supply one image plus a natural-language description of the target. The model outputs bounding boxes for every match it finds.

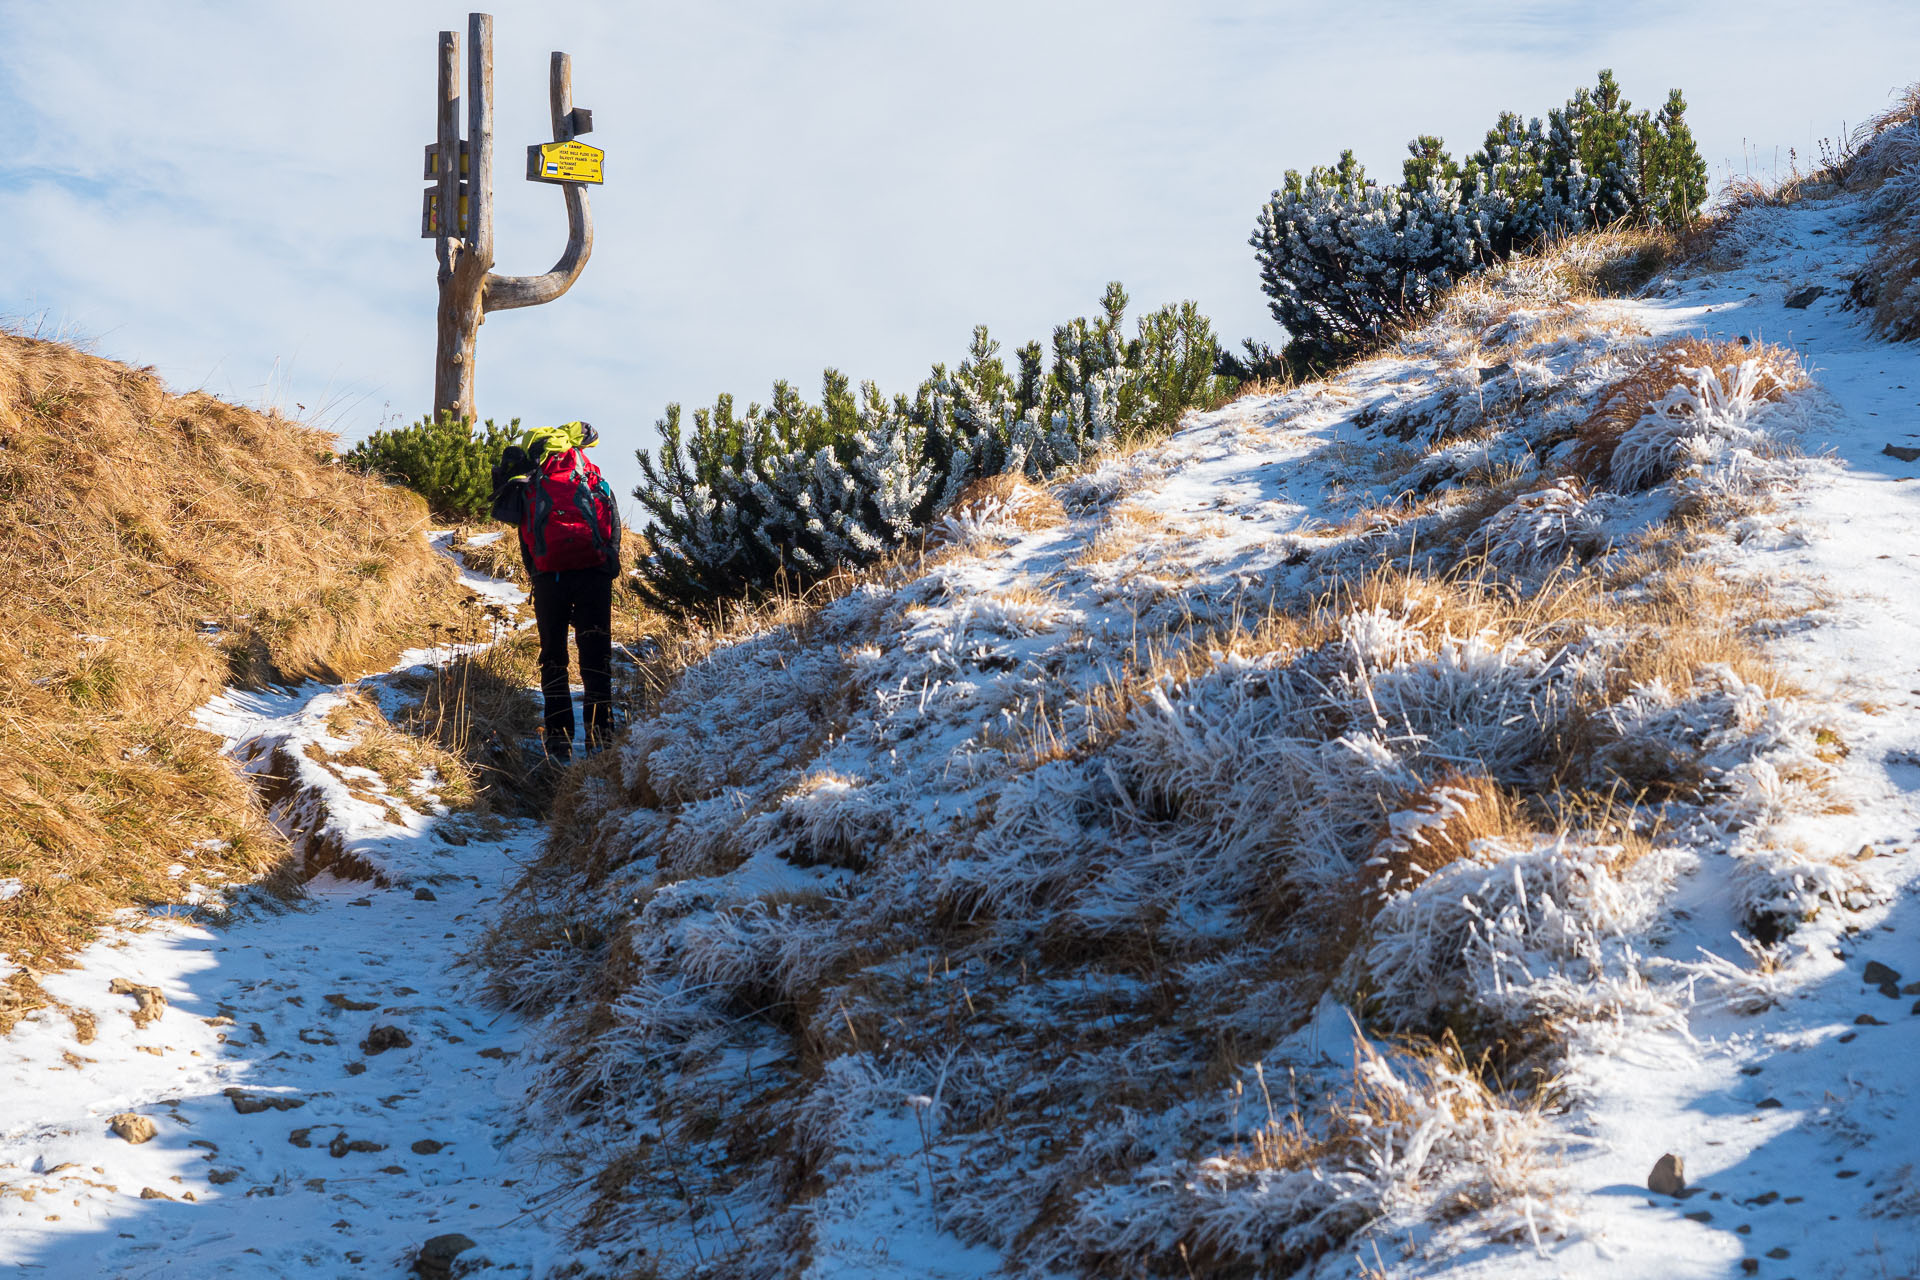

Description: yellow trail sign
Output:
[526,139,604,185]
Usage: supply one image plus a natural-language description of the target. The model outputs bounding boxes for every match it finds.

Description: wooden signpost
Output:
[426,13,602,423]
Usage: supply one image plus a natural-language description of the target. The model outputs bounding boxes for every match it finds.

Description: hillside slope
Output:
[481,180,1920,1274]
[0,334,465,1002]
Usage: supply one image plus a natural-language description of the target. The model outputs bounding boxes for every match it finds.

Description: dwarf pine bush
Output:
[343,413,519,521]
[632,284,1227,612]
[1253,70,1709,367]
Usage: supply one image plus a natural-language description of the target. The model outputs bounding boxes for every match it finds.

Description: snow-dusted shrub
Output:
[1253,72,1707,366]
[635,288,1229,612]
[1252,154,1489,367]
[632,372,932,611]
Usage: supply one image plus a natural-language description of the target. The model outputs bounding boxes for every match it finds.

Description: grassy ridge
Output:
[0,331,466,1006]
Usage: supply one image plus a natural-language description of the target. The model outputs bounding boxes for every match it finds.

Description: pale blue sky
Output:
[3,1,1917,500]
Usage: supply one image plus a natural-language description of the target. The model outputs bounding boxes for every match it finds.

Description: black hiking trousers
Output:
[530,568,614,758]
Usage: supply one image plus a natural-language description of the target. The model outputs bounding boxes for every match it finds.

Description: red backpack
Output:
[520,447,621,573]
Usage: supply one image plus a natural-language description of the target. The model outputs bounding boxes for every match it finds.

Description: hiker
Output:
[490,420,622,761]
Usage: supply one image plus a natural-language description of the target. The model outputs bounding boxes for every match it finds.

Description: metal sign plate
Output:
[526,139,604,185]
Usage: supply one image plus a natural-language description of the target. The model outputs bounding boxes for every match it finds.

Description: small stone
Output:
[328,1133,386,1158]
[1739,1065,1763,1076]
[415,1232,477,1280]
[379,1165,407,1175]
[208,1169,240,1184]
[109,1114,157,1144]
[225,1088,305,1114]
[411,1139,445,1155]
[288,1128,313,1149]
[1838,1169,1860,1179]
[1749,1191,1779,1206]
[1756,1098,1783,1109]
[1785,286,1826,309]
[1880,982,1902,999]
[476,1046,508,1060]
[1649,1153,1687,1196]
[1685,1210,1713,1223]
[345,1061,367,1076]
[1903,981,1920,995]
[1766,1247,1791,1259]
[360,1025,411,1055]
[1863,961,1902,987]
[413,887,438,901]
[1855,1013,1886,1026]
[1840,1031,1859,1043]
[108,978,167,1028]
[1736,1223,1752,1234]
[324,993,379,1012]
[138,1187,173,1201]
[1740,1260,1759,1275]
[347,897,373,907]
[1884,444,1920,463]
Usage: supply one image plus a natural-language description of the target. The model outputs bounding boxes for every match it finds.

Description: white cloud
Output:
[3,1,1917,500]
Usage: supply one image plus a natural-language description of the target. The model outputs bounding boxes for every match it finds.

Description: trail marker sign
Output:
[420,185,471,238]
[422,140,471,180]
[527,138,603,184]
[425,13,599,423]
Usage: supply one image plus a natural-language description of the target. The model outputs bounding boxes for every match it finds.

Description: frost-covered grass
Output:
[481,212,1861,1278]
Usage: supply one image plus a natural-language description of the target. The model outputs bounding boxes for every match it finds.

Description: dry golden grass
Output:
[1535,225,1681,299]
[0,330,467,983]
[1071,503,1176,567]
[1862,233,1920,343]
[325,690,475,810]
[1843,83,1920,191]
[449,526,528,587]
[1567,335,1808,486]
[387,615,550,815]
[1797,85,1920,341]
[1222,372,1298,405]
[937,472,1066,541]
[1364,775,1535,911]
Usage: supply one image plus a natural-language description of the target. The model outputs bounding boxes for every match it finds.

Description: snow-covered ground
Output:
[0,570,601,1276]
[1447,198,1920,1280]
[5,188,1920,1280]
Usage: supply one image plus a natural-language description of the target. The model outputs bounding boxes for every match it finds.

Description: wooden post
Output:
[429,13,597,423]
[431,25,469,418]
[486,53,594,311]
